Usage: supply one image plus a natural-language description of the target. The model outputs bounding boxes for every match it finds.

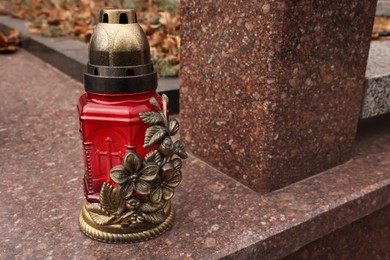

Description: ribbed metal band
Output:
[84,71,157,93]
[79,200,175,243]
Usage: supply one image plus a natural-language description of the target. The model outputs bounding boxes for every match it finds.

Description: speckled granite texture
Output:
[1,50,390,259]
[284,205,390,259]
[362,40,390,119]
[180,0,377,193]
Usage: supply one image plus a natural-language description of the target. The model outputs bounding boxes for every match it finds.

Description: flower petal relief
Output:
[151,160,182,203]
[110,150,159,198]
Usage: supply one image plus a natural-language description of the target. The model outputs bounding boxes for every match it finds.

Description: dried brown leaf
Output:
[0,32,7,48]
[0,28,19,52]
[149,32,164,47]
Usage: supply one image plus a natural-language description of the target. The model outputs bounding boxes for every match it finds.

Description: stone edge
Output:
[361,75,390,119]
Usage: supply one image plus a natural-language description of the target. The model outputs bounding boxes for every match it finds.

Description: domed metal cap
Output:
[84,9,157,93]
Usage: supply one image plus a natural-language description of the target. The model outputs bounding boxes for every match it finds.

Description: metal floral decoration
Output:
[79,94,187,243]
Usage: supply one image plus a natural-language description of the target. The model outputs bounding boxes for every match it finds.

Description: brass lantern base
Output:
[79,200,175,243]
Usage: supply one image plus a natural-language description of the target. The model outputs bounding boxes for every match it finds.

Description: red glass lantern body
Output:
[78,91,162,202]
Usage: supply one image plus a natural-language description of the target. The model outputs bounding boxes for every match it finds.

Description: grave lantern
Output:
[77,9,187,243]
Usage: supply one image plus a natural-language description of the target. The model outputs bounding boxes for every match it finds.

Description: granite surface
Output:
[284,205,390,259]
[180,0,377,193]
[362,40,390,119]
[1,50,390,259]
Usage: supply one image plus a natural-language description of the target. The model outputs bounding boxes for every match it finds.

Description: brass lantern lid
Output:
[84,9,157,93]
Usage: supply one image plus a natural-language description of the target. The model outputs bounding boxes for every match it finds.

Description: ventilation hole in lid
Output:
[119,13,128,24]
[102,13,108,23]
[126,69,134,76]
[94,68,99,75]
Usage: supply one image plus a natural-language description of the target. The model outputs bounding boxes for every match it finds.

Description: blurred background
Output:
[0,0,180,77]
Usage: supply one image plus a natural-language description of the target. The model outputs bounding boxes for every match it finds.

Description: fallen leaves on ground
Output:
[0,28,19,52]
[141,10,180,77]
[372,16,390,41]
[0,0,180,77]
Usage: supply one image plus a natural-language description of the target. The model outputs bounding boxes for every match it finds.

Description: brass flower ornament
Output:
[151,159,182,203]
[110,151,159,198]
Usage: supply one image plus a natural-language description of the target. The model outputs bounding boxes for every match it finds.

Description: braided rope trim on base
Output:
[79,203,175,243]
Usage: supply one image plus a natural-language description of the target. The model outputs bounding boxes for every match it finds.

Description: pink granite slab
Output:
[180,0,378,193]
[1,50,389,259]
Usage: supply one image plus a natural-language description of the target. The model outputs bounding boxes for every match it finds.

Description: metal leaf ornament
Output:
[140,94,186,209]
[139,111,164,125]
[144,125,167,148]
[84,94,186,231]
